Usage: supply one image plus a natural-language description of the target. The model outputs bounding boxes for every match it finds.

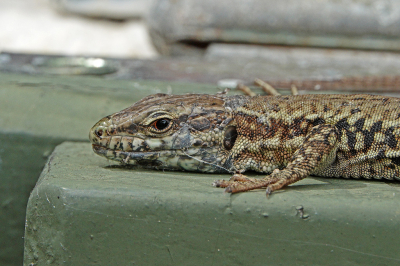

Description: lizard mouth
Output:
[92,144,227,172]
[92,143,177,163]
[89,121,171,165]
[91,140,229,173]
[90,124,229,172]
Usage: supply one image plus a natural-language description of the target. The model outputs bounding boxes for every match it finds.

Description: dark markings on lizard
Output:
[385,127,397,148]
[354,118,365,132]
[392,157,400,166]
[376,149,386,160]
[364,121,383,151]
[311,118,325,126]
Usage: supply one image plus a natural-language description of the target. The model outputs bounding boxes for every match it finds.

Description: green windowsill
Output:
[24,142,400,265]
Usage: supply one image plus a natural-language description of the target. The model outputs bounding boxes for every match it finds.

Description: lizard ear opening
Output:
[224,126,237,150]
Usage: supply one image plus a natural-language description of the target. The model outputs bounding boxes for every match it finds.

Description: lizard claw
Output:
[213,180,243,193]
[213,179,230,188]
[265,186,272,197]
[224,186,233,193]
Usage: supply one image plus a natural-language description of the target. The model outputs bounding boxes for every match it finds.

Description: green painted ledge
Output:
[25,142,400,265]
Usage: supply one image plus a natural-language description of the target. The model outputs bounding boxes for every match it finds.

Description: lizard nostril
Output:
[95,129,103,137]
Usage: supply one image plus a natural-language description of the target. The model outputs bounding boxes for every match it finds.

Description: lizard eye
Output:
[150,118,172,133]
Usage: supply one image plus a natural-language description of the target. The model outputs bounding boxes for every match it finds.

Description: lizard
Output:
[89,83,400,196]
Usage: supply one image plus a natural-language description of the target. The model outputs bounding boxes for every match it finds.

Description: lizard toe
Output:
[265,180,288,196]
[229,174,257,182]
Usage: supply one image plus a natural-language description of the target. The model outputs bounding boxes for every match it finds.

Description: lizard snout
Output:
[89,117,117,144]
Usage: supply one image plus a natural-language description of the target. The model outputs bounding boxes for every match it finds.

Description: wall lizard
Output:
[89,83,400,195]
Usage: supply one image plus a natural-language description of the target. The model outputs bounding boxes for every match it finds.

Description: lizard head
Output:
[89,93,240,173]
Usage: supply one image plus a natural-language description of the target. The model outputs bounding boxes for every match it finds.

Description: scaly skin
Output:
[90,93,400,195]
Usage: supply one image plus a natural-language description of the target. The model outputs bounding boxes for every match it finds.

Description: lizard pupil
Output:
[155,118,170,130]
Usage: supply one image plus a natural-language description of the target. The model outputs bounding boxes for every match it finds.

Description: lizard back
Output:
[231,94,400,180]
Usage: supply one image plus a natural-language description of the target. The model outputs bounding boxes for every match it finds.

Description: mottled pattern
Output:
[90,93,400,195]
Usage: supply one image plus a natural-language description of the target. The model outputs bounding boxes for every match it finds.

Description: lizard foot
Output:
[214,174,282,195]
[224,177,279,194]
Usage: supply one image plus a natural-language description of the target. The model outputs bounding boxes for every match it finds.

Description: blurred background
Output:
[0,0,157,58]
[3,0,400,85]
[2,0,400,265]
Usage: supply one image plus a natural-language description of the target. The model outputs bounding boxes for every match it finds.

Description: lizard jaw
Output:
[90,121,230,172]
[92,144,171,167]
[92,144,228,173]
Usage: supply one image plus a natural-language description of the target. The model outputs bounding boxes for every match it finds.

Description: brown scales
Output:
[213,85,400,195]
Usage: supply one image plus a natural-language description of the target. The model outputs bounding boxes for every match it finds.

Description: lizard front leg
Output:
[214,124,339,195]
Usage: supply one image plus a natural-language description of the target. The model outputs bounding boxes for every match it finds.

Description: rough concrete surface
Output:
[25,142,400,265]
